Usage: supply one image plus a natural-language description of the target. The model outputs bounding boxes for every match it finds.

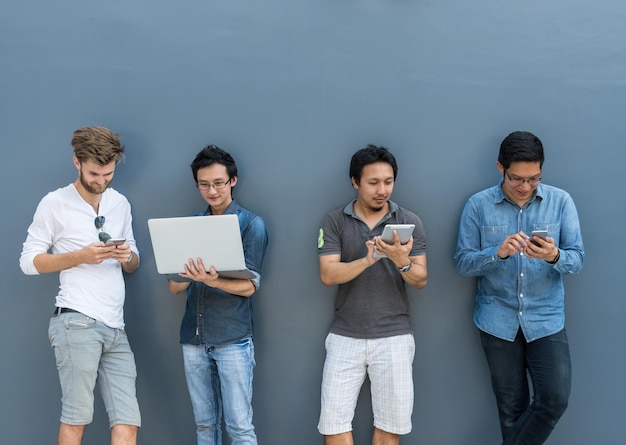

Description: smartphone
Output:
[530,230,547,246]
[373,224,415,258]
[105,238,126,246]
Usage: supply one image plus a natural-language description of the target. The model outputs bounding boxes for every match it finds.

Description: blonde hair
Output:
[71,126,125,165]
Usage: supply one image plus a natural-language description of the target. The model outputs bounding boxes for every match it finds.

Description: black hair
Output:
[190,144,238,183]
[498,131,544,169]
[349,144,398,185]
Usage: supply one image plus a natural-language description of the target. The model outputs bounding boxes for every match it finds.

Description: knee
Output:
[539,389,569,422]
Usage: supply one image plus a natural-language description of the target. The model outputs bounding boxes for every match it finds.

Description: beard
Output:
[79,170,111,194]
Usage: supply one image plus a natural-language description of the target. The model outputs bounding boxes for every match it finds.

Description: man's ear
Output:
[351,177,359,190]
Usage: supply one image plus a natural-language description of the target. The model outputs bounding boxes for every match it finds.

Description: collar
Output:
[342,199,400,224]
[494,180,544,206]
[202,199,240,216]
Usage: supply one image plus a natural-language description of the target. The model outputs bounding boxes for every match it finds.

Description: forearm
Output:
[320,257,371,286]
[455,247,503,277]
[401,261,428,289]
[552,247,584,274]
[32,251,84,274]
[168,280,191,295]
[121,251,139,273]
[208,277,257,297]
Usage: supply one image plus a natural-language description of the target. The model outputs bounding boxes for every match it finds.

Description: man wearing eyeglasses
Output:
[167,145,268,445]
[454,131,584,445]
[19,126,140,445]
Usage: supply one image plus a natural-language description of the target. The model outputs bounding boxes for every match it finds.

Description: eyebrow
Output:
[197,177,227,183]
[509,173,541,179]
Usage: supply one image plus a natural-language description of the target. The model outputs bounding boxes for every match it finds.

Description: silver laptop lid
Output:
[147,214,254,279]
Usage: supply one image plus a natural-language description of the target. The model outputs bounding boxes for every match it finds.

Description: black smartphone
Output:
[105,238,126,246]
[530,230,547,246]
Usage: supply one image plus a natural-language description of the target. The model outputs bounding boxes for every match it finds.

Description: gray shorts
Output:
[48,311,141,427]
[318,333,415,436]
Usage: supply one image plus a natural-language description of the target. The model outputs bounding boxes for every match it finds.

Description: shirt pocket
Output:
[480,225,509,250]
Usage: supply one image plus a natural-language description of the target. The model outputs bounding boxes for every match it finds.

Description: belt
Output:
[54,307,79,316]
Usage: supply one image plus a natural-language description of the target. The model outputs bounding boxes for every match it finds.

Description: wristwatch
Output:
[399,261,412,273]
[127,252,133,263]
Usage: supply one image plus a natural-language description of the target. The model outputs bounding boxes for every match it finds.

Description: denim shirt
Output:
[180,200,268,346]
[454,182,584,342]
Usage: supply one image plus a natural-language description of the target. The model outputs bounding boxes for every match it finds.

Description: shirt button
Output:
[520,293,524,298]
[520,272,525,277]
[519,311,523,316]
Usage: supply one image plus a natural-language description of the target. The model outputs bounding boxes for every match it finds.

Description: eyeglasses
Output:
[196,179,231,191]
[505,171,542,186]
[94,216,111,243]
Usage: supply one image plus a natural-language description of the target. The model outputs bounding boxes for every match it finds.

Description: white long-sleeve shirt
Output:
[20,183,139,328]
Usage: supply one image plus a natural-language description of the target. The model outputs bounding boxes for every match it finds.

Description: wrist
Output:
[546,248,560,264]
[398,261,412,273]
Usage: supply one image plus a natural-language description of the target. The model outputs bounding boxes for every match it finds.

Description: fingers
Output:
[524,236,555,260]
[499,232,529,258]
[181,258,219,281]
[499,232,556,260]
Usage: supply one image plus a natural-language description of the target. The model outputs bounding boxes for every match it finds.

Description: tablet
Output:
[373,224,415,258]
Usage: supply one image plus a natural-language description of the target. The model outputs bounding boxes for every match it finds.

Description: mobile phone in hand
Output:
[105,238,126,246]
[530,230,547,246]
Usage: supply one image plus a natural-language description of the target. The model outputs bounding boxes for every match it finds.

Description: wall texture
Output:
[2,1,625,444]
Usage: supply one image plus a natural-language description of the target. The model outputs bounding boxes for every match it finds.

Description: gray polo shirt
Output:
[318,200,426,339]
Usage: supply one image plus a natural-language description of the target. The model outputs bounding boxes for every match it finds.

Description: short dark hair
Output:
[349,144,398,185]
[498,131,544,169]
[190,144,238,183]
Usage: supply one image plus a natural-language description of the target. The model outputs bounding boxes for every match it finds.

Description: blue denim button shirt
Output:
[455,182,584,342]
[180,200,268,346]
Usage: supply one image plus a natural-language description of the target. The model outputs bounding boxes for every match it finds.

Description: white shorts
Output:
[318,333,415,436]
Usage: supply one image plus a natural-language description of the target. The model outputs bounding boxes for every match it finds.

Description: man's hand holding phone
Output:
[525,230,558,262]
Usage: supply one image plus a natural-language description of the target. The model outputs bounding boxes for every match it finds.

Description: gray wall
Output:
[2,1,624,444]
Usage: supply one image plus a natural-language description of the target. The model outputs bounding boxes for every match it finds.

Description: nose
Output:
[518,180,533,190]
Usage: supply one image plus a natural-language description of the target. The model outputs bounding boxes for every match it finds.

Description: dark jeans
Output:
[480,328,571,445]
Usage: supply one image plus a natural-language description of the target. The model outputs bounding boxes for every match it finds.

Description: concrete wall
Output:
[2,1,625,443]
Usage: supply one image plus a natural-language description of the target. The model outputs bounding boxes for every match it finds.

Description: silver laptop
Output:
[147,214,255,279]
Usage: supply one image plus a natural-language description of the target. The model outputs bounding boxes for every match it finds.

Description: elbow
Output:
[19,258,39,276]
[320,273,336,287]
[413,277,428,290]
[242,287,256,298]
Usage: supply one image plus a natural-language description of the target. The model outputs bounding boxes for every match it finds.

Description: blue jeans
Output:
[480,329,571,445]
[182,337,257,445]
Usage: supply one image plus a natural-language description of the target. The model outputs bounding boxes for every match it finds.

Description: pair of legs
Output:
[58,424,137,445]
[325,428,399,445]
[49,312,141,445]
[318,333,415,445]
[480,328,571,445]
[182,336,257,445]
